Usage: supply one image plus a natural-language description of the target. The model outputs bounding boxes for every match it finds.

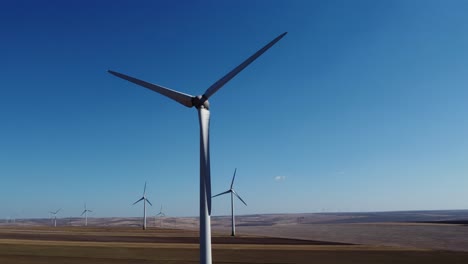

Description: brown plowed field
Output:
[0,226,467,264]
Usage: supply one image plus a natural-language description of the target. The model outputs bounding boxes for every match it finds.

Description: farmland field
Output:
[1,226,468,264]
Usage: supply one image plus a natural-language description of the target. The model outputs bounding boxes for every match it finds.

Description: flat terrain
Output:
[204,210,468,252]
[1,226,468,264]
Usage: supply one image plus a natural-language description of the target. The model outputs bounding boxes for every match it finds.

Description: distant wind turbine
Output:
[133,182,152,230]
[213,168,247,236]
[81,203,93,227]
[109,32,287,264]
[49,209,61,227]
[155,205,165,228]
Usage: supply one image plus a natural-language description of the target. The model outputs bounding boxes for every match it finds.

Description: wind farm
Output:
[2,1,468,263]
[1,30,467,262]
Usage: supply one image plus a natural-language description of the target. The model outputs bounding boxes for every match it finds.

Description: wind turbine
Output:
[81,203,93,227]
[213,168,247,236]
[49,209,61,227]
[133,182,152,230]
[109,32,287,264]
[155,204,165,228]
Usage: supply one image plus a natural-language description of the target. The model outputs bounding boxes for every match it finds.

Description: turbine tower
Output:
[213,168,247,236]
[81,203,93,226]
[109,32,287,264]
[49,208,61,227]
[133,182,152,230]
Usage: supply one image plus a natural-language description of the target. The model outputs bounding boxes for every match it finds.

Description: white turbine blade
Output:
[88,210,93,213]
[108,70,194,108]
[80,210,86,216]
[133,197,144,205]
[143,181,147,196]
[202,32,287,102]
[212,190,231,198]
[232,190,247,206]
[146,198,153,206]
[55,208,61,214]
[230,168,237,189]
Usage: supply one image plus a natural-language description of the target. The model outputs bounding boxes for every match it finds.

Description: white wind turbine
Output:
[212,168,247,236]
[133,182,152,230]
[109,32,287,264]
[155,204,165,228]
[81,203,93,227]
[49,208,61,227]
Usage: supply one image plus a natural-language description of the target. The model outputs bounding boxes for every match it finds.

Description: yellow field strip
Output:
[0,239,430,251]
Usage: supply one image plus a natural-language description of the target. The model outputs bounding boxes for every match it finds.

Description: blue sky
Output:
[1,0,468,218]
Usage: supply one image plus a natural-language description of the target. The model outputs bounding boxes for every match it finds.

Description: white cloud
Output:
[274,176,286,181]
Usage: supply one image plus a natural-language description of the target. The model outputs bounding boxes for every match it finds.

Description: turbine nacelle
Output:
[192,95,210,110]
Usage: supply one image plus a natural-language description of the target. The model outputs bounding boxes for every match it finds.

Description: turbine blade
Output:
[212,190,231,198]
[230,168,237,189]
[80,210,86,216]
[201,32,287,102]
[232,190,247,206]
[88,210,93,213]
[55,208,61,214]
[143,181,147,196]
[133,197,144,205]
[146,198,153,206]
[108,70,194,108]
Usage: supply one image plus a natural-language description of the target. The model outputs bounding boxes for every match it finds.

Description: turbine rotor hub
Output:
[192,95,210,109]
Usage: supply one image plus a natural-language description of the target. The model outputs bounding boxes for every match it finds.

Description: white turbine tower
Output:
[49,209,61,227]
[133,182,152,230]
[109,32,287,264]
[213,168,247,237]
[81,203,93,227]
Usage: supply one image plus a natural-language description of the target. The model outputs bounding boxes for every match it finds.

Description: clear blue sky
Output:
[1,0,468,219]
